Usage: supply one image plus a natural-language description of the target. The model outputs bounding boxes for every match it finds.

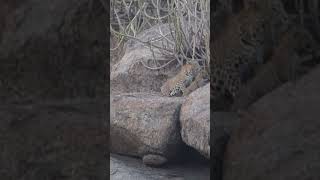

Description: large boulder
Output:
[110,23,179,94]
[224,65,320,180]
[180,83,210,158]
[110,93,185,160]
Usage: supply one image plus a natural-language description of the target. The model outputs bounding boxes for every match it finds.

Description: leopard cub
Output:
[161,63,208,97]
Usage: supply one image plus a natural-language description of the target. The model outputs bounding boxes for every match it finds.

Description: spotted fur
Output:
[169,69,194,96]
[211,3,288,101]
[161,63,205,97]
[232,27,319,110]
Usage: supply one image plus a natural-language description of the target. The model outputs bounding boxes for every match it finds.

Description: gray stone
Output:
[180,84,210,158]
[224,65,320,180]
[110,93,185,160]
[142,154,168,167]
[111,24,179,94]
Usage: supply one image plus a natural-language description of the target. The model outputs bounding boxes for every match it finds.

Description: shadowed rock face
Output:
[224,65,320,180]
[110,153,210,180]
[0,0,107,102]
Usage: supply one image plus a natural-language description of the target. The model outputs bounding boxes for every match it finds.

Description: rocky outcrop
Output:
[110,24,178,94]
[224,65,320,180]
[180,83,210,158]
[110,93,185,161]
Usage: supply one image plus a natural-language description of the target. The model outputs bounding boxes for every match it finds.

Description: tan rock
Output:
[110,24,178,94]
[110,93,185,160]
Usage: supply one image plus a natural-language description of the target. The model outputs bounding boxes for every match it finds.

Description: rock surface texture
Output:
[142,154,168,167]
[110,93,185,160]
[111,24,178,94]
[224,65,320,180]
[180,83,210,158]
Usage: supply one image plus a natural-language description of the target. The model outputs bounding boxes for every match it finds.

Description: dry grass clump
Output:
[110,0,210,72]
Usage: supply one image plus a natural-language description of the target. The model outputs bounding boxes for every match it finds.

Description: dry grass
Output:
[110,0,210,72]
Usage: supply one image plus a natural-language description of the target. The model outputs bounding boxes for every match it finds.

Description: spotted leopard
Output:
[211,2,288,102]
[231,27,319,110]
[161,63,206,97]
[169,68,195,96]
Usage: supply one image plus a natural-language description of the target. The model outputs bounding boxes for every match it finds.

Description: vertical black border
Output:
[0,1,111,179]
[210,1,215,180]
[102,0,111,179]
[211,1,224,180]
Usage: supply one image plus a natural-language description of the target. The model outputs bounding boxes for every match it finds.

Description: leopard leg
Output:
[169,87,177,97]
[181,86,186,96]
[169,83,183,97]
